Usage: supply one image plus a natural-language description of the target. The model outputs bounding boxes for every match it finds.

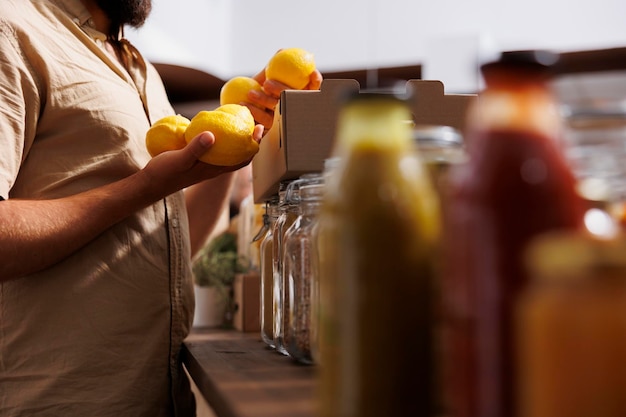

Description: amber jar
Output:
[518,231,626,417]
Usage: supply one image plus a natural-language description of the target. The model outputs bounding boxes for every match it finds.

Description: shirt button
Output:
[171,218,179,228]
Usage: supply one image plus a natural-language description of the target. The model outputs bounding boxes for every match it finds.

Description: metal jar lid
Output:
[412,124,463,148]
[412,124,466,164]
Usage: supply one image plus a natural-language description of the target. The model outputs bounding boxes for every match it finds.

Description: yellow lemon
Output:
[145,114,191,157]
[184,106,259,166]
[220,76,263,106]
[265,47,316,90]
[215,104,256,131]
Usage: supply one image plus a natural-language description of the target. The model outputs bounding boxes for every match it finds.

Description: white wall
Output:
[127,0,626,89]
[127,0,231,76]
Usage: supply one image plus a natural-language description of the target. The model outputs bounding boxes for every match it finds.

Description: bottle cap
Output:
[481,50,560,78]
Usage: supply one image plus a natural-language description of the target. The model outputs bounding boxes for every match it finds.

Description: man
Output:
[0,0,323,416]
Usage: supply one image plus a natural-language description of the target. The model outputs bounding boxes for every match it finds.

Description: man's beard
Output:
[95,0,152,31]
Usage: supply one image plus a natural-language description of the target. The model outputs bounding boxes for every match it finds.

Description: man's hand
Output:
[243,68,323,131]
[140,124,264,198]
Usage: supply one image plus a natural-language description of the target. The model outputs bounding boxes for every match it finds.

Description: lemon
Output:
[265,48,316,90]
[184,105,259,166]
[220,76,263,106]
[214,104,256,131]
[145,114,191,157]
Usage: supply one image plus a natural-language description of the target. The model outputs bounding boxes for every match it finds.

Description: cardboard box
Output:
[406,79,476,132]
[252,79,360,203]
[252,78,476,203]
[233,272,260,332]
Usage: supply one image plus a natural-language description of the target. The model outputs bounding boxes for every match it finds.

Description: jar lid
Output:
[412,125,463,148]
[526,230,626,282]
[284,173,323,205]
[300,183,324,202]
[561,98,626,127]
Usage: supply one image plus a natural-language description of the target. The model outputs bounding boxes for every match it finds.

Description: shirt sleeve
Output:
[0,20,40,200]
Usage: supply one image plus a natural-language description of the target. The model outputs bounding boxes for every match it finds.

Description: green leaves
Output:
[192,232,249,289]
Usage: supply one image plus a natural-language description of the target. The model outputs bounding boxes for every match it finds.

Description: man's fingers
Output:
[253,124,265,141]
[186,131,215,161]
[307,70,323,90]
[248,88,279,108]
[246,105,274,130]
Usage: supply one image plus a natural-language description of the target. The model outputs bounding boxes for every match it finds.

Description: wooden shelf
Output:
[554,47,626,75]
[182,329,316,417]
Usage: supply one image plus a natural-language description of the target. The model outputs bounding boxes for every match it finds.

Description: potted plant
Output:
[192,231,249,328]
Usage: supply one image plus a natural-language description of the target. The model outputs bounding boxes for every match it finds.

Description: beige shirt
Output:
[0,0,195,416]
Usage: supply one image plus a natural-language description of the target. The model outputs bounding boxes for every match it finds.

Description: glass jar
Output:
[559,98,626,226]
[259,197,279,348]
[517,230,626,417]
[441,50,587,417]
[310,158,340,366]
[250,203,266,272]
[412,124,466,199]
[316,93,441,417]
[272,181,300,356]
[274,174,322,356]
[237,193,253,268]
[237,193,265,272]
[283,181,324,364]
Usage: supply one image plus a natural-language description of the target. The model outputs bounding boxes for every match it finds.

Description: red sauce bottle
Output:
[440,51,587,417]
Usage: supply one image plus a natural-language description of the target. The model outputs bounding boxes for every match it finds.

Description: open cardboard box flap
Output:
[252,78,476,203]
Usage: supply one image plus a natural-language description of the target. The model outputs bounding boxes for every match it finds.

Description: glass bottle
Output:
[259,197,279,348]
[283,181,324,364]
[441,50,587,417]
[517,230,626,417]
[316,93,441,417]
